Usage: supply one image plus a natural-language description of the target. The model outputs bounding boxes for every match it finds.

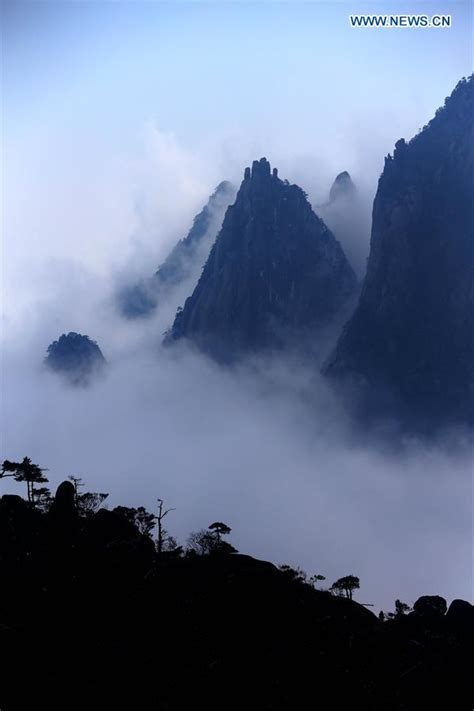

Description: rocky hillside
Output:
[167,158,358,362]
[324,76,474,428]
[119,181,236,318]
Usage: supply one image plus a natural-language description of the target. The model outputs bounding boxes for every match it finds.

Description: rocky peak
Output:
[328,171,356,204]
[166,158,358,362]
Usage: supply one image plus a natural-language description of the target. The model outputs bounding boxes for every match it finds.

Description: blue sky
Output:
[2,1,473,308]
[4,1,471,145]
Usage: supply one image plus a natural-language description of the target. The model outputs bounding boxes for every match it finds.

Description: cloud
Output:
[1,125,472,615]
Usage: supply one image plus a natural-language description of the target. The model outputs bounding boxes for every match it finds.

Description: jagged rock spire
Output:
[166,158,357,362]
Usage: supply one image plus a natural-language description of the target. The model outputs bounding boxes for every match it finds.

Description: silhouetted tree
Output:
[156,498,176,554]
[32,486,53,513]
[159,535,182,555]
[68,476,108,517]
[186,529,218,556]
[208,521,231,544]
[330,575,360,600]
[68,476,83,507]
[279,565,308,584]
[1,457,49,505]
[309,574,326,589]
[279,568,326,589]
[135,507,156,537]
[78,491,109,517]
[394,599,412,617]
[113,505,155,537]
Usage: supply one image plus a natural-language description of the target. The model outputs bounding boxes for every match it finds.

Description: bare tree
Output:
[156,499,176,554]
[68,475,108,517]
[68,476,83,507]
[186,529,217,556]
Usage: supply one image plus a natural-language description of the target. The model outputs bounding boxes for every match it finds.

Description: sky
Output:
[1,0,473,610]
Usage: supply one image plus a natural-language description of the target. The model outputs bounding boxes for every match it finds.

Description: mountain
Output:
[44,332,106,385]
[166,158,358,362]
[328,171,357,205]
[119,181,236,318]
[324,77,474,428]
[318,171,370,279]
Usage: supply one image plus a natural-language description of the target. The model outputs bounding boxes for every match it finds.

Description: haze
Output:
[1,0,472,610]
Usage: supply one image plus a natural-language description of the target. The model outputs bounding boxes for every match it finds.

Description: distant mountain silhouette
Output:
[166,158,357,362]
[119,181,236,318]
[44,332,106,385]
[324,76,474,429]
[318,171,369,279]
[329,171,356,203]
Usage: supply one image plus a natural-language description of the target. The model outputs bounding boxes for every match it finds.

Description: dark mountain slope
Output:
[324,76,474,428]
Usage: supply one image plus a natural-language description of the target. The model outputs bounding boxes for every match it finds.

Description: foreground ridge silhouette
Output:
[0,465,472,711]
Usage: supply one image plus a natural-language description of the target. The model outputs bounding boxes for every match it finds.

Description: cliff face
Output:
[119,181,235,318]
[324,77,474,427]
[44,332,106,385]
[166,158,357,361]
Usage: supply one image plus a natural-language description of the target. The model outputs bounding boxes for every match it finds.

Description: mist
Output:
[2,0,473,613]
[1,130,472,611]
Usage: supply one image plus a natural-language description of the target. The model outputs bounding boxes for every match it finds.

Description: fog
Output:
[1,125,472,612]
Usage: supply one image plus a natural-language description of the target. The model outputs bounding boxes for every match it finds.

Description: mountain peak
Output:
[328,171,356,204]
[243,157,274,182]
[166,160,357,362]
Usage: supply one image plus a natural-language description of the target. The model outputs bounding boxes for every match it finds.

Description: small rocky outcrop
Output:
[413,595,448,618]
[446,599,474,629]
[44,332,106,386]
